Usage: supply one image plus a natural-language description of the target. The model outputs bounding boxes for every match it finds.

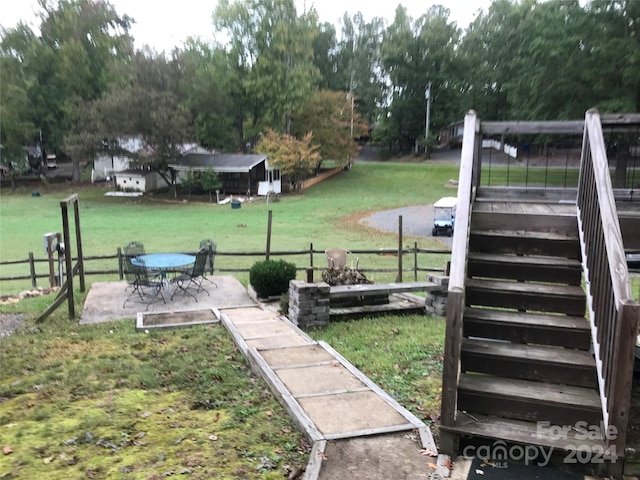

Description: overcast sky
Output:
[1,0,493,53]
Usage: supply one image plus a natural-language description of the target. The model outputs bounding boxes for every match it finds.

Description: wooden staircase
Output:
[440,111,640,478]
[440,200,612,464]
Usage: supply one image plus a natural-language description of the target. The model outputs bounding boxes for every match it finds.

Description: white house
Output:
[92,137,209,182]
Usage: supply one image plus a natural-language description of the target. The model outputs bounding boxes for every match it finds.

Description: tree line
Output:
[1,0,637,183]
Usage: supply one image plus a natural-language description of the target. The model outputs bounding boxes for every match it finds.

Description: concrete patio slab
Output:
[261,345,335,368]
[297,391,410,435]
[245,334,311,350]
[222,307,278,323]
[319,433,436,480]
[232,319,298,339]
[276,364,367,396]
[79,275,254,325]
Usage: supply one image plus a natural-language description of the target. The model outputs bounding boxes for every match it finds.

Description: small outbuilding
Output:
[114,169,170,193]
[170,153,281,196]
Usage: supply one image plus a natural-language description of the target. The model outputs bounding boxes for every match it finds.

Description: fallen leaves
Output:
[419,448,437,457]
[2,446,12,455]
[317,451,328,460]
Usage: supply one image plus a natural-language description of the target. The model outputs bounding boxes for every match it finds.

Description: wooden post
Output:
[72,198,85,292]
[29,252,37,288]
[117,247,124,280]
[306,268,313,283]
[309,242,313,273]
[397,215,403,282]
[265,210,272,261]
[46,236,56,287]
[60,200,74,319]
[414,241,418,281]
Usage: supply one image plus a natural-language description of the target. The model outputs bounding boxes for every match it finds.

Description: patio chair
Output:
[325,248,359,269]
[122,257,166,310]
[199,239,218,287]
[124,240,159,277]
[170,248,210,301]
[124,241,145,258]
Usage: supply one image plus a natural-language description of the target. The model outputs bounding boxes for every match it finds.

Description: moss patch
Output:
[0,320,309,479]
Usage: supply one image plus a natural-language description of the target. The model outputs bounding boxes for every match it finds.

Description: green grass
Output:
[311,315,445,425]
[0,162,458,295]
[0,316,310,479]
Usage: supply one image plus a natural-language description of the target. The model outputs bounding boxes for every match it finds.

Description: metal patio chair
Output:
[199,239,218,287]
[170,248,210,301]
[122,257,166,310]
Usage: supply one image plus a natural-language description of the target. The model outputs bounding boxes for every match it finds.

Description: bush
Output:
[249,259,297,298]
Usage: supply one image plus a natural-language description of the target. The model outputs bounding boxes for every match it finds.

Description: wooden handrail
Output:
[441,111,480,428]
[577,109,640,455]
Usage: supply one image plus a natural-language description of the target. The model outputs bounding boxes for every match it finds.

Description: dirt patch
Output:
[319,432,436,479]
[140,309,219,328]
[0,313,27,338]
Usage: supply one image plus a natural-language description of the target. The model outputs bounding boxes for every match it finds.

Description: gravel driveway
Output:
[361,204,453,248]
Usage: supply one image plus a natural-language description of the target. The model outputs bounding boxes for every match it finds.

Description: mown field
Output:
[0,161,453,479]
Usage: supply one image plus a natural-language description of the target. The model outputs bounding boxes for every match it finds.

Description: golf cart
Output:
[432,196,457,237]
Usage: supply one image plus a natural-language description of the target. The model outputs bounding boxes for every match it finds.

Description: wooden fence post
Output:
[29,252,36,288]
[414,241,418,281]
[265,210,272,261]
[397,215,403,282]
[117,247,123,280]
[309,242,314,273]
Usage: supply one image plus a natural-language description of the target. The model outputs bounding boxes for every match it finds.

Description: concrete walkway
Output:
[217,305,440,479]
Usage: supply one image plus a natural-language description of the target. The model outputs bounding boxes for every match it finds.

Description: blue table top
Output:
[132,253,195,269]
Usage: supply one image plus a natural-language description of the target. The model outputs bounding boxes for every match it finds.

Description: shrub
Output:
[249,259,297,298]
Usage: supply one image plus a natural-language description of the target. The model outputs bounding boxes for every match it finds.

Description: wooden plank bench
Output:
[327,281,443,319]
[329,281,441,299]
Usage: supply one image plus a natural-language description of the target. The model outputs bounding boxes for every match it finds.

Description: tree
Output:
[378,5,460,152]
[334,13,387,125]
[255,128,320,190]
[200,168,222,202]
[1,0,134,182]
[213,0,320,138]
[65,50,194,190]
[291,90,364,166]
[180,40,241,151]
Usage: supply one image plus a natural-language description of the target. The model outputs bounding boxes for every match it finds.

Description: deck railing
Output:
[577,110,640,455]
[440,111,480,431]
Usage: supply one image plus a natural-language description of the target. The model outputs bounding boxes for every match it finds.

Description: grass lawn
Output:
[0,160,629,478]
[0,161,454,478]
[0,162,458,295]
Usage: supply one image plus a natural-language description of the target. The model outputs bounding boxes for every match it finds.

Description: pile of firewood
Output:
[321,266,373,286]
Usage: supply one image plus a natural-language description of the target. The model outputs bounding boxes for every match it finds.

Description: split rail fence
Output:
[0,243,451,294]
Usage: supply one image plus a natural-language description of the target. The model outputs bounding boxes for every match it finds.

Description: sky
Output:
[1,0,493,53]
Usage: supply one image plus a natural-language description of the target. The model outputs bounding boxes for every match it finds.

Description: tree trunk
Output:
[72,158,81,183]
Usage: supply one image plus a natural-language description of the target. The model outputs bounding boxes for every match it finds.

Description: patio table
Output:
[132,253,195,296]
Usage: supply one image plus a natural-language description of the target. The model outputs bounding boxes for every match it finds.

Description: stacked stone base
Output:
[424,274,449,317]
[287,280,330,330]
[288,277,450,330]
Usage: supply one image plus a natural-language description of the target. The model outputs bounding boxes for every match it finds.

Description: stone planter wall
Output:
[287,280,330,330]
[424,274,449,317]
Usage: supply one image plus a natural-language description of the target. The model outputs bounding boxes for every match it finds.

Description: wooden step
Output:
[439,413,617,461]
[467,253,582,285]
[461,338,597,387]
[471,210,578,236]
[466,279,586,315]
[463,307,591,349]
[470,230,581,258]
[457,374,602,426]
